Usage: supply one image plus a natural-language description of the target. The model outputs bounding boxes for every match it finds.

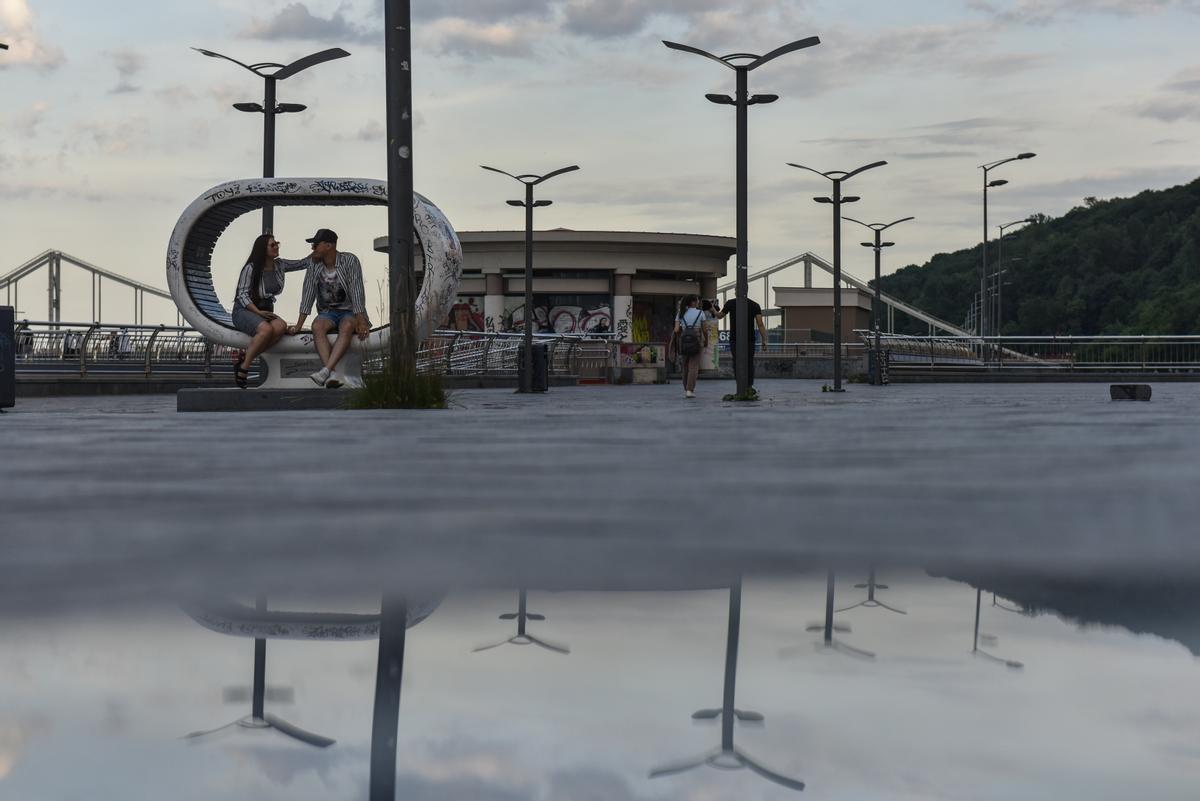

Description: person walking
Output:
[673,295,708,399]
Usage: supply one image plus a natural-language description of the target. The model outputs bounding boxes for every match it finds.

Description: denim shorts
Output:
[316,309,355,328]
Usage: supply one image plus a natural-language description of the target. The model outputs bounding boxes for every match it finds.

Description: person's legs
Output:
[326,315,357,371]
[684,354,700,394]
[311,316,334,366]
[240,320,277,371]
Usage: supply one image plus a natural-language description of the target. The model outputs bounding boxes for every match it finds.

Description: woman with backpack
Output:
[673,295,708,399]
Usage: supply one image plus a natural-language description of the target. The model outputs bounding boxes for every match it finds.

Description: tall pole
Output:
[523,183,535,393]
[385,0,417,380]
[832,180,844,391]
[972,588,982,653]
[823,569,835,643]
[369,595,408,801]
[734,69,750,396]
[262,77,277,234]
[873,229,882,383]
[721,578,742,752]
[981,174,989,342]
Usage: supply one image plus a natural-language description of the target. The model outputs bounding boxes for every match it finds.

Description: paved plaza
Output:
[2,380,1199,608]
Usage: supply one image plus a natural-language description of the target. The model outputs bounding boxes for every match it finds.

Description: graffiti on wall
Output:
[504,300,611,335]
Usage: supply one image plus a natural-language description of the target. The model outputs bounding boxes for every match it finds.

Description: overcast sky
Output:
[3,0,1200,323]
[3,575,1199,800]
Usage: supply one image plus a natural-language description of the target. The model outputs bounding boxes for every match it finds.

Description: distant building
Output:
[375,229,734,343]
[773,287,872,342]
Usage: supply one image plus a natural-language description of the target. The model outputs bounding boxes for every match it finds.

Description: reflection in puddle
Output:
[3,568,1199,800]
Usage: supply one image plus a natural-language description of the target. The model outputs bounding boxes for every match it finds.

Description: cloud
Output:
[108,49,145,94]
[968,0,1197,25]
[11,99,47,138]
[426,17,542,59]
[356,119,384,141]
[1129,65,1200,122]
[0,0,65,69]
[241,2,376,43]
[561,0,725,39]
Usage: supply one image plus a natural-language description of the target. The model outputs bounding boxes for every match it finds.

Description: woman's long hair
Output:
[679,294,699,319]
[243,233,273,306]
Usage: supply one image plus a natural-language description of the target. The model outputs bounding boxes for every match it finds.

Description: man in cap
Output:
[287,228,370,388]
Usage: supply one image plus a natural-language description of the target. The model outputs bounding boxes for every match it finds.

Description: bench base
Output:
[260,350,364,390]
[178,387,355,412]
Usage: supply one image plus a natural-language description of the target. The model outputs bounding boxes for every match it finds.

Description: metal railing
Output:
[413,331,618,377]
[11,321,620,382]
[11,320,238,379]
[867,331,1200,374]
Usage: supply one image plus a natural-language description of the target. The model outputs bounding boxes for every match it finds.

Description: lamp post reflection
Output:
[651,577,805,792]
[787,569,875,660]
[182,598,388,747]
[836,567,907,615]
[972,588,1024,669]
[473,588,570,655]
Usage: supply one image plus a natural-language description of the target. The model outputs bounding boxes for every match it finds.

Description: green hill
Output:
[879,175,1200,335]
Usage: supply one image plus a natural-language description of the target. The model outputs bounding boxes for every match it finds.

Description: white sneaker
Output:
[324,370,344,389]
[310,366,331,387]
[685,390,695,398]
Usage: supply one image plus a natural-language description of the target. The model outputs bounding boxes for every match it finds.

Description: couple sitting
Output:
[230,228,370,389]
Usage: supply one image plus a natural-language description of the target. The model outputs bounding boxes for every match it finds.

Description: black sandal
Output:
[234,366,249,389]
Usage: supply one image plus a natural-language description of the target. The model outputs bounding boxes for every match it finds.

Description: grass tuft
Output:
[345,363,449,410]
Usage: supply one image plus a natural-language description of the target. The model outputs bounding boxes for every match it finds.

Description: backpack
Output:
[679,311,704,357]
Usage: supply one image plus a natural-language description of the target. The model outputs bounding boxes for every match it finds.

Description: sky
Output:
[2,574,1199,800]
[3,0,1200,324]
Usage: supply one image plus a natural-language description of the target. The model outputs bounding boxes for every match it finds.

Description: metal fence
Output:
[413,331,617,377]
[12,321,619,381]
[866,331,1200,374]
[12,320,240,378]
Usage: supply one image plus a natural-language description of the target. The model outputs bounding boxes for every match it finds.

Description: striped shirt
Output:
[233,257,309,308]
[298,251,367,316]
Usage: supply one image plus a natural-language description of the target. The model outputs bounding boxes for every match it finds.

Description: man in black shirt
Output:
[715,297,768,390]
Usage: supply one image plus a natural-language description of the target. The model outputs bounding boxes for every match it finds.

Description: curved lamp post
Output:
[192,46,350,233]
[979,153,1035,344]
[664,37,821,398]
[473,588,570,654]
[994,218,1032,338]
[843,215,914,384]
[788,161,887,391]
[480,164,580,393]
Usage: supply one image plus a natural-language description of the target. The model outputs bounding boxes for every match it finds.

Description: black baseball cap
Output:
[305,228,338,246]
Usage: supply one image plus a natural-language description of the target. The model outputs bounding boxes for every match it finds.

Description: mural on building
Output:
[442,296,486,332]
[618,343,665,368]
[503,297,611,335]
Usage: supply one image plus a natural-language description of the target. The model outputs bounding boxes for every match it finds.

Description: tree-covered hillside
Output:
[879,175,1200,335]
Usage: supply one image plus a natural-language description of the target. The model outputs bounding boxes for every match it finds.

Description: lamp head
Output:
[232,102,264,113]
[881,241,896,247]
[1018,152,1036,159]
[506,200,525,207]
[843,196,861,203]
[705,93,736,105]
[748,93,779,105]
[988,179,1009,188]
[276,103,307,114]
[533,199,553,208]
[814,197,833,204]
[861,242,875,248]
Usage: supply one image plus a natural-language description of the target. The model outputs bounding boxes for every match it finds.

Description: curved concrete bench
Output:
[180,596,441,640]
[166,178,462,388]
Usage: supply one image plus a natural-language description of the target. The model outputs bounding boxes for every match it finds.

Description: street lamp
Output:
[192,46,350,233]
[480,164,580,394]
[995,218,1032,337]
[788,161,888,392]
[664,37,821,399]
[980,153,1035,345]
[844,215,914,385]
